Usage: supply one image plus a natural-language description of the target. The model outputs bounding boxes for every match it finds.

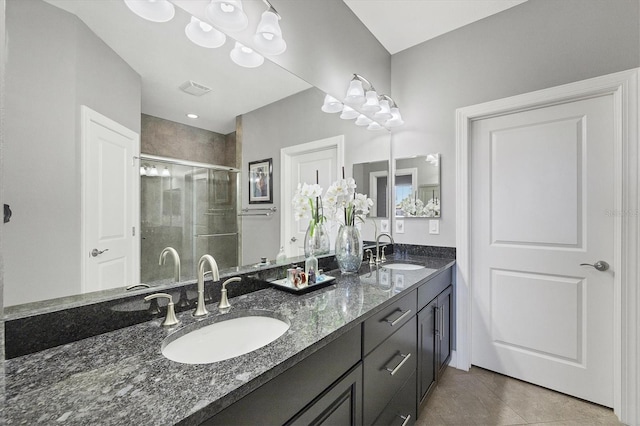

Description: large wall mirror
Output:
[3,0,391,313]
[395,154,441,218]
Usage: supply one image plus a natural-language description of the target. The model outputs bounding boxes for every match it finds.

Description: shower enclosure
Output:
[140,155,240,283]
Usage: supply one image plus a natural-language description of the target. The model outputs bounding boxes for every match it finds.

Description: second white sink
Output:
[162,314,290,364]
[382,263,426,271]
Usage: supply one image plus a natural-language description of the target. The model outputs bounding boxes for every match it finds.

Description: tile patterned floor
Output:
[417,367,622,426]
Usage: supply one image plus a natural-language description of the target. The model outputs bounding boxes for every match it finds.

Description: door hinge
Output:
[132,226,136,237]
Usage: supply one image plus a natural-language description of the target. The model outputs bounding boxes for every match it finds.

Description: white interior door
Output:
[82,106,140,292]
[281,136,344,257]
[470,94,615,406]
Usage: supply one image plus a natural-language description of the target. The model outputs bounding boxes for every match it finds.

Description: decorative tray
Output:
[269,275,336,294]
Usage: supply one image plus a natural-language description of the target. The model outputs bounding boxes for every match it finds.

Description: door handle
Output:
[580,260,609,271]
[290,236,297,242]
[91,248,109,257]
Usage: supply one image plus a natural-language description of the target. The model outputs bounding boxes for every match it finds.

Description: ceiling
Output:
[42,0,528,134]
[344,0,528,54]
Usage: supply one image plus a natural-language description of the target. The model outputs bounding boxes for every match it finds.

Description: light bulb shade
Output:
[140,166,147,176]
[185,16,226,48]
[355,114,373,126]
[252,10,287,55]
[321,94,343,113]
[367,122,384,131]
[206,0,248,32]
[361,90,381,112]
[230,42,264,68]
[162,167,171,177]
[386,107,405,127]
[148,166,159,176]
[340,105,360,120]
[124,0,175,22]
[374,99,392,120]
[344,79,365,105]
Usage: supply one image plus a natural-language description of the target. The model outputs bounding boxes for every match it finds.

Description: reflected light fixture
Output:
[321,94,343,113]
[340,105,360,120]
[323,74,404,130]
[162,166,171,177]
[206,0,249,32]
[185,16,226,48]
[140,165,147,176]
[355,114,372,126]
[124,0,175,23]
[230,42,264,68]
[253,0,287,55]
[148,165,159,177]
[186,113,199,119]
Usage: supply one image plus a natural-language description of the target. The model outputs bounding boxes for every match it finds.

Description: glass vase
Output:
[334,225,363,273]
[304,220,330,257]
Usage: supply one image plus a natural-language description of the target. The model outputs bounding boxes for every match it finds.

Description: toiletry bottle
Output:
[305,254,318,284]
[276,246,287,265]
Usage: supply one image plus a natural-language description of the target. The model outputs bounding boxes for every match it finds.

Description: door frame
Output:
[455,68,639,423]
[80,105,140,292]
[280,135,345,253]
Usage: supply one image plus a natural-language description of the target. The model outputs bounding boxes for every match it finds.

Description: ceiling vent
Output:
[179,80,212,96]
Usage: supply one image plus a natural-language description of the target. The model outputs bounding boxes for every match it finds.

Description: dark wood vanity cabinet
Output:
[416,267,453,407]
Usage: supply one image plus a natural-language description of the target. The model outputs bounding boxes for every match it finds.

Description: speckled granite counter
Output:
[4,256,454,425]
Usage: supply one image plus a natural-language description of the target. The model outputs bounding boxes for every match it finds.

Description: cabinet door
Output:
[287,363,363,426]
[417,300,437,403]
[437,285,452,375]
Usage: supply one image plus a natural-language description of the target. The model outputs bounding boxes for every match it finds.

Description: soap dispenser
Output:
[276,246,287,265]
[305,254,318,284]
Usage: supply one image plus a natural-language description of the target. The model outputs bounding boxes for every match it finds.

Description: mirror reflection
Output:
[3,0,391,312]
[352,160,390,218]
[395,154,441,218]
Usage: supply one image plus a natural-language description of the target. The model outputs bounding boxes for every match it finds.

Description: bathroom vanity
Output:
[4,255,454,425]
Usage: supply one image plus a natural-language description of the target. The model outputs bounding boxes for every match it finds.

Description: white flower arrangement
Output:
[323,178,373,226]
[292,183,325,235]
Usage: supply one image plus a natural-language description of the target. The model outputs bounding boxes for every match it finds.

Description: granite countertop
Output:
[4,255,454,425]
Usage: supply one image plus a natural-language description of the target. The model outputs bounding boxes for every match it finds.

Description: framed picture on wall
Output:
[249,158,273,204]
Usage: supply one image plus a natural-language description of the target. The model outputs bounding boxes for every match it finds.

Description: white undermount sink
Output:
[381,263,426,271]
[162,314,290,364]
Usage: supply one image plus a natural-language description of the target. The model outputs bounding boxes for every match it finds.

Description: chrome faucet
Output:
[159,247,181,282]
[194,254,219,317]
[375,232,394,264]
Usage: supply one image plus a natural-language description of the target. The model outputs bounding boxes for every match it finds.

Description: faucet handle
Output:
[366,248,375,265]
[381,246,387,262]
[219,277,241,310]
[144,293,180,327]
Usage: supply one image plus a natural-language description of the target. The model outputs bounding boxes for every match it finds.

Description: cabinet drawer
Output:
[417,267,452,311]
[373,372,417,426]
[364,290,417,355]
[364,316,417,425]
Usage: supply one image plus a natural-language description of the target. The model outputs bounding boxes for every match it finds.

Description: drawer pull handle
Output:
[386,352,411,376]
[400,414,411,426]
[385,309,412,327]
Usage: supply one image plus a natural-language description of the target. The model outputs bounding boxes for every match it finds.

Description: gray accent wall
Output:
[3,0,141,306]
[391,0,640,247]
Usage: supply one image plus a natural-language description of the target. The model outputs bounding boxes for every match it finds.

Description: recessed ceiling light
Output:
[186,113,199,119]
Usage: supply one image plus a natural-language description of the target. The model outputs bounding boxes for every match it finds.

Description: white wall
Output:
[4,0,141,305]
[240,87,390,264]
[390,0,640,247]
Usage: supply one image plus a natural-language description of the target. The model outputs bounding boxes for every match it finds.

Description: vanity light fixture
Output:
[124,0,175,23]
[186,113,199,119]
[253,0,287,56]
[367,121,384,131]
[355,114,372,126]
[321,94,343,113]
[185,16,226,48]
[140,165,148,176]
[162,166,171,177]
[206,0,249,32]
[148,165,159,177]
[373,98,392,121]
[230,42,265,68]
